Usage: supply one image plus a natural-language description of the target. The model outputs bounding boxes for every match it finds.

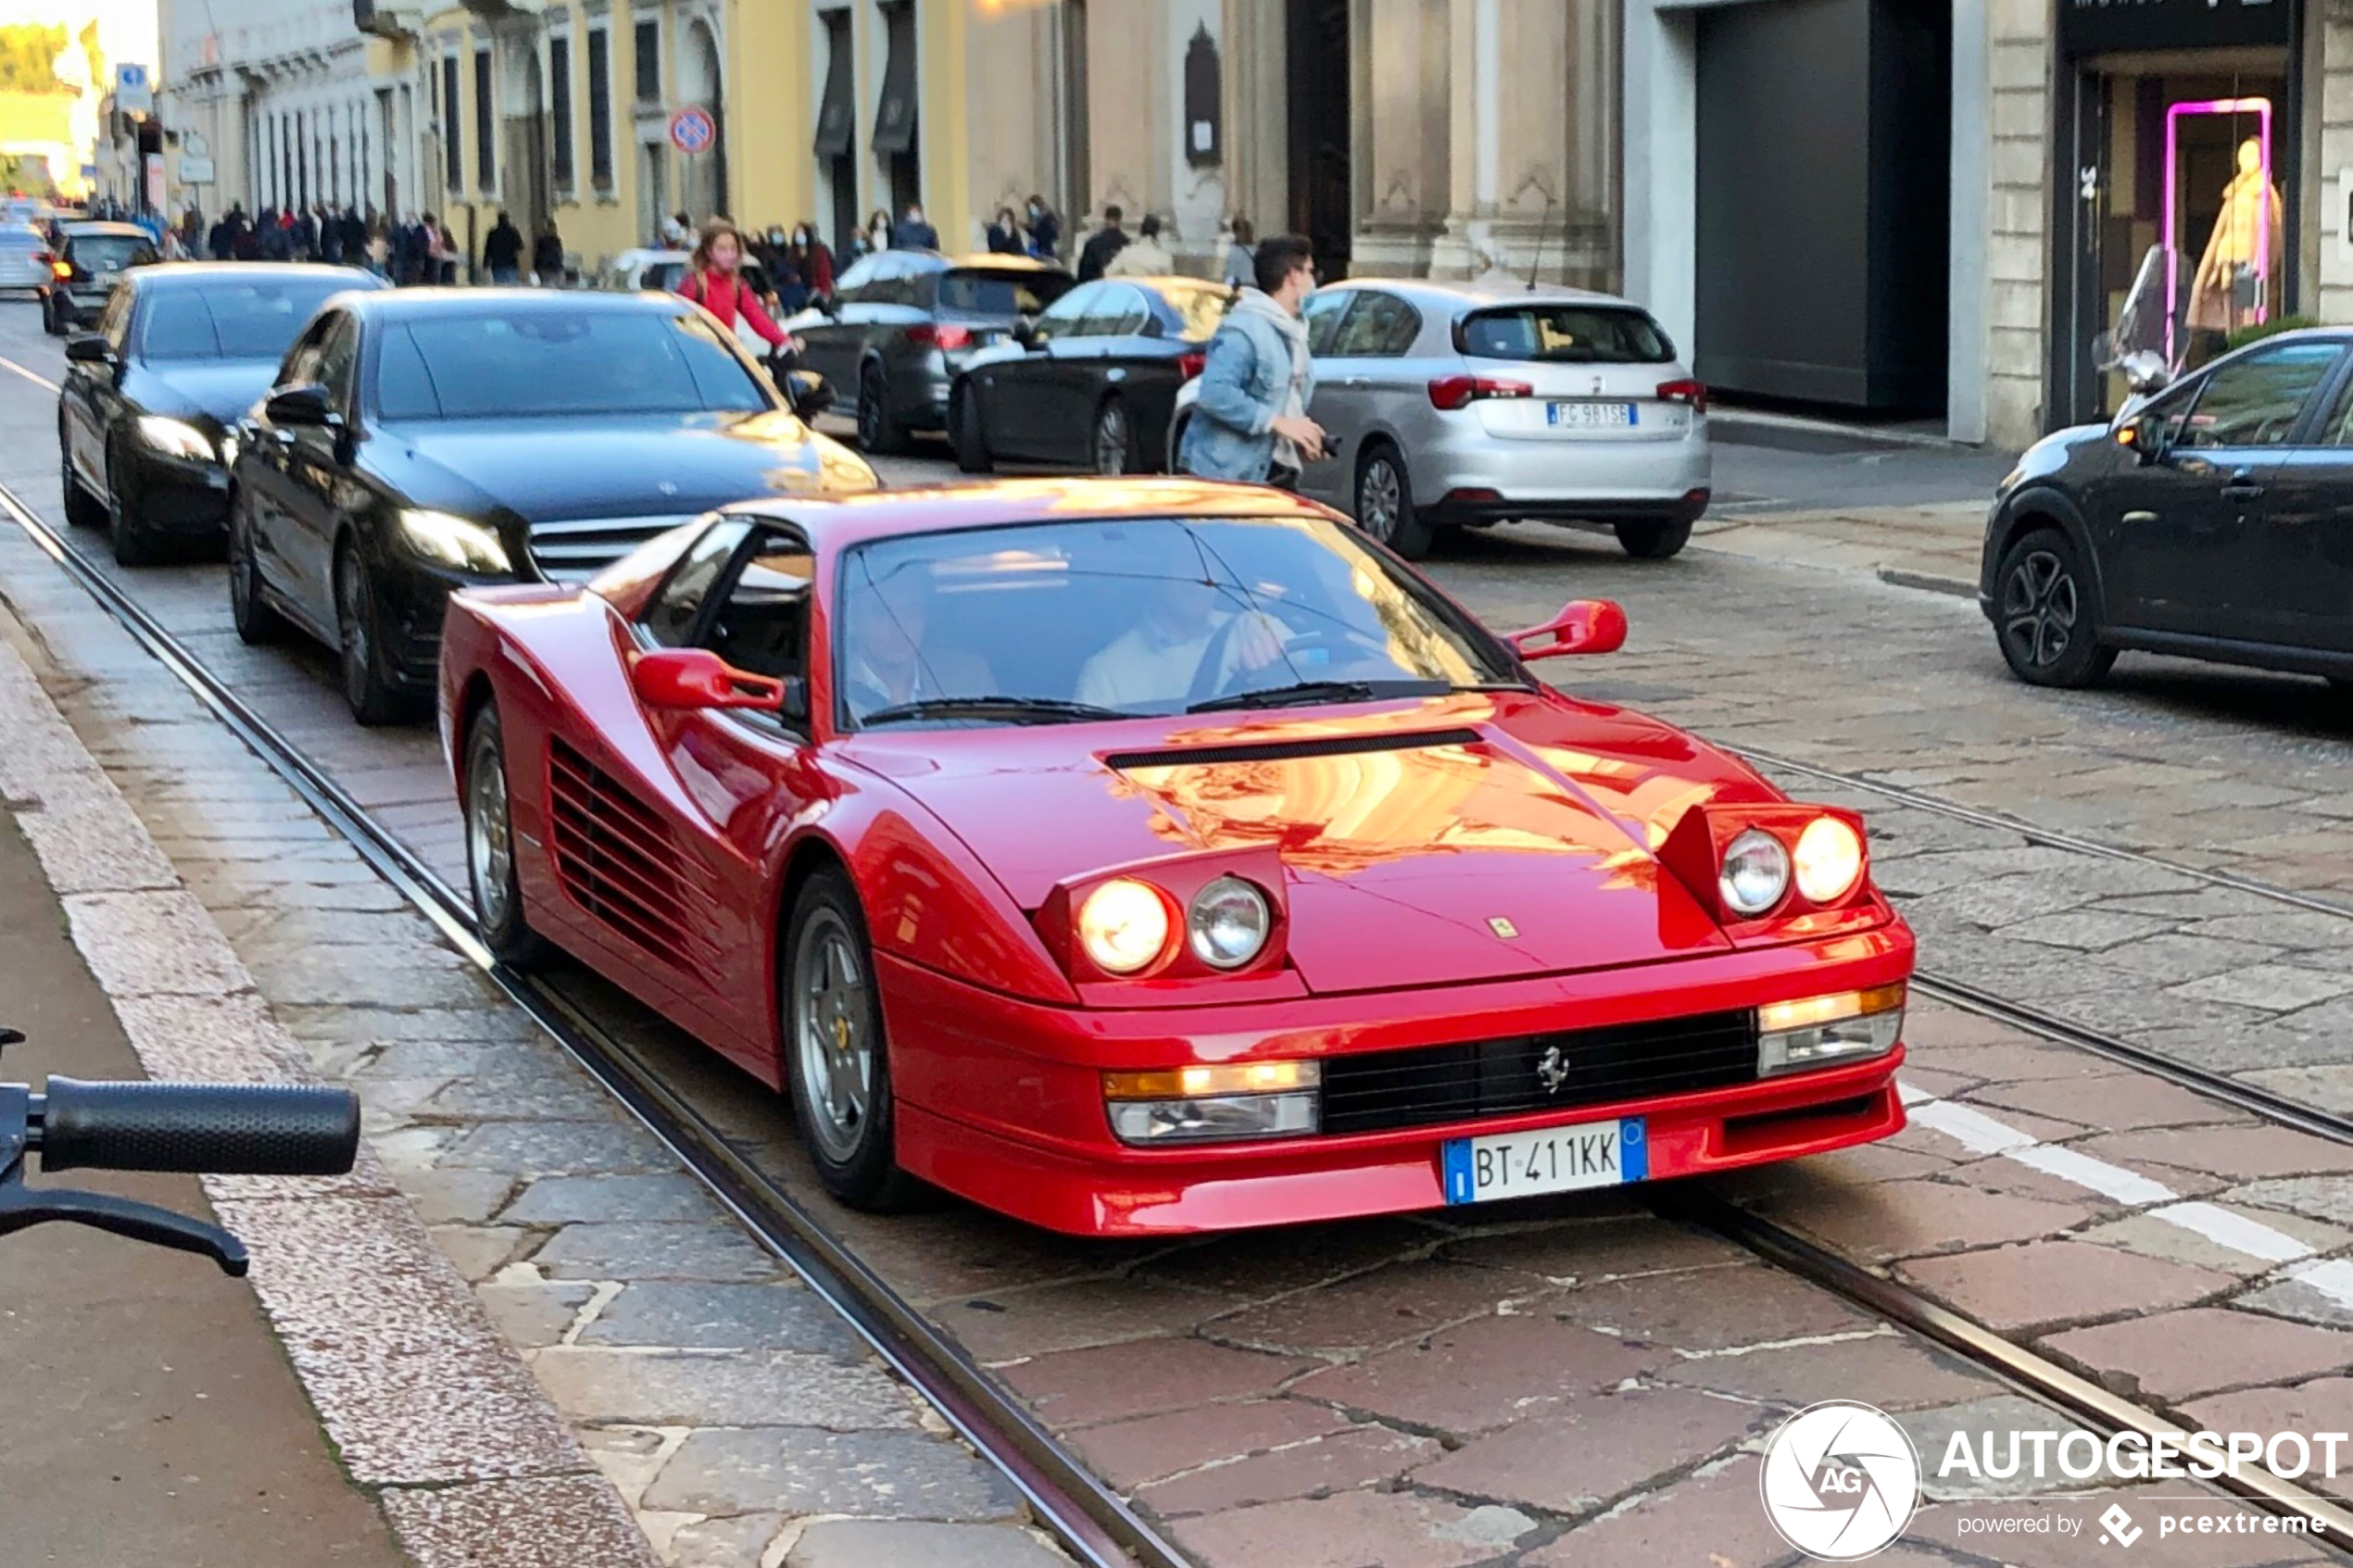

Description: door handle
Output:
[2221,467,2264,502]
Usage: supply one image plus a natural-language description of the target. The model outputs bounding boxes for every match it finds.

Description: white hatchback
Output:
[1174,280,1710,560]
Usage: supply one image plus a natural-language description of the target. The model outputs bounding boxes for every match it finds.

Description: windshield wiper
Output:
[1188,677,1529,714]
[861,695,1130,727]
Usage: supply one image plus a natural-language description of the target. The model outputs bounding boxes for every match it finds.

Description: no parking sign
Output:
[668,106,716,157]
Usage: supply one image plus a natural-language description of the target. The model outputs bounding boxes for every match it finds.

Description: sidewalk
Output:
[0,806,409,1568]
[1692,500,1987,597]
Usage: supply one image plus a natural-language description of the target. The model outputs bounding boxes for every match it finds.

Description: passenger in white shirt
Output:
[1076,575,1285,710]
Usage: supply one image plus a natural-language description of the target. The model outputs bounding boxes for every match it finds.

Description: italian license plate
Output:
[1441,1117,1645,1204]
[1547,401,1636,429]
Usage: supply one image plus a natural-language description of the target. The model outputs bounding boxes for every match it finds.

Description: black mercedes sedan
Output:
[227,288,873,724]
[1982,330,2353,690]
[59,263,387,564]
[948,276,1231,476]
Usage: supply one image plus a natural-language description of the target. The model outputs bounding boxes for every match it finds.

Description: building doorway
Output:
[678,17,726,222]
[501,43,547,240]
[638,138,668,246]
[1285,0,1350,278]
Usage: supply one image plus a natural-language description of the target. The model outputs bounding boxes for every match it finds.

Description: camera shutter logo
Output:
[1760,1400,1921,1561]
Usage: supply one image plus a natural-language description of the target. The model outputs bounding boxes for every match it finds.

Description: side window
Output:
[277,319,333,391]
[1328,291,1420,358]
[641,519,750,647]
[1032,282,1101,343]
[1304,292,1353,358]
[2177,343,2342,449]
[1083,285,1151,337]
[311,315,360,410]
[701,533,814,685]
[2316,366,2353,446]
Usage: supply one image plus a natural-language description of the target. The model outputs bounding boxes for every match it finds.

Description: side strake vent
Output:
[1107,727,1483,771]
[546,736,721,969]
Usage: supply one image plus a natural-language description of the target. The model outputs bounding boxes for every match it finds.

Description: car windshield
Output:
[835,514,1518,728]
[140,278,360,360]
[1164,282,1235,343]
[69,233,152,271]
[373,308,768,420]
[937,268,1071,316]
[1461,305,1672,364]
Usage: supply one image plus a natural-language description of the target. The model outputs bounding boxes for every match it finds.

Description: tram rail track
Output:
[10,471,2353,1556]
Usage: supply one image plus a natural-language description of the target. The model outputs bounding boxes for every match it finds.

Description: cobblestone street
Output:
[7,286,2353,1568]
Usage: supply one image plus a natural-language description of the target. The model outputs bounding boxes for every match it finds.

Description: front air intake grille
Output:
[526,514,695,582]
[1319,1010,1758,1135]
[545,735,721,968]
[1106,727,1483,771]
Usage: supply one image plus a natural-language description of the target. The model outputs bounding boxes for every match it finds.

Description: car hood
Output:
[128,358,281,429]
[375,409,876,520]
[843,694,1767,992]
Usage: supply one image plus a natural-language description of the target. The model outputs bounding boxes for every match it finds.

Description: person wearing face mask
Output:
[986,206,1025,256]
[788,221,836,302]
[1024,194,1060,261]
[891,202,939,250]
[1177,233,1327,488]
[859,207,892,258]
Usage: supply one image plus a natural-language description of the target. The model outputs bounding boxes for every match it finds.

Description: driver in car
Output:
[842,567,995,715]
[1076,573,1288,710]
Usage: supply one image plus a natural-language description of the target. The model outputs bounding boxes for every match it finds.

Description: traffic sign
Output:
[115,63,152,116]
[667,105,716,157]
[179,156,214,184]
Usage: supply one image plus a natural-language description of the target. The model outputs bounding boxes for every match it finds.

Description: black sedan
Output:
[948,277,1230,476]
[228,288,873,724]
[1983,330,2353,690]
[40,220,158,334]
[59,263,387,564]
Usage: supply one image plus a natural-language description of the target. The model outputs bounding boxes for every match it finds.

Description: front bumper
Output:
[880,922,1912,1236]
[118,442,233,536]
[372,548,498,693]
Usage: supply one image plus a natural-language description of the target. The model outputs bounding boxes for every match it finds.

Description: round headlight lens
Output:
[1077,879,1172,974]
[1719,829,1792,917]
[1188,876,1271,969]
[1793,817,1865,905]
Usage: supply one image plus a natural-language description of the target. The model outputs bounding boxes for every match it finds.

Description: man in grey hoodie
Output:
[1179,234,1328,486]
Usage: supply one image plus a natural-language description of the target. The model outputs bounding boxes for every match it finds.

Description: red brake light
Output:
[1176,352,1205,381]
[1657,377,1708,413]
[1428,375,1534,411]
[910,323,973,351]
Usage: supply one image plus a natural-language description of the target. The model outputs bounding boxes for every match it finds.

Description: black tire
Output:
[58,421,101,528]
[105,440,160,567]
[950,383,993,473]
[784,868,918,1211]
[334,539,418,726]
[1615,517,1693,559]
[1994,525,2116,689]
[1354,443,1433,559]
[1090,396,1141,476]
[856,364,910,456]
[463,701,551,970]
[227,494,288,645]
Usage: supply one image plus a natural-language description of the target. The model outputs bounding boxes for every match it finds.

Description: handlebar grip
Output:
[39,1078,361,1176]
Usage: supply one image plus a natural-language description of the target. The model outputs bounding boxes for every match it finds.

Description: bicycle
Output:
[0,1025,359,1274]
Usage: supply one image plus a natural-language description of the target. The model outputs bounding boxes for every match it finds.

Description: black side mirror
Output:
[64,334,113,366]
[265,383,335,427]
[786,370,834,420]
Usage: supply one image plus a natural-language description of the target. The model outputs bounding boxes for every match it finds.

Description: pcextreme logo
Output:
[1759,1400,1923,1561]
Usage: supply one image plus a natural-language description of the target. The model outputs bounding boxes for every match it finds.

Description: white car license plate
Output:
[1547,401,1636,429]
[1441,1117,1645,1204]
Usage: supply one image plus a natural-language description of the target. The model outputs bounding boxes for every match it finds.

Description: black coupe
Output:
[949,276,1232,475]
[59,263,386,564]
[227,288,872,723]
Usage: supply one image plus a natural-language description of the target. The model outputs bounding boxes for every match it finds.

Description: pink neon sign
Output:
[2164,95,2272,364]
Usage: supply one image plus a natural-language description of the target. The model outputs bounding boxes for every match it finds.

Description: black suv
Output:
[1983,331,2353,690]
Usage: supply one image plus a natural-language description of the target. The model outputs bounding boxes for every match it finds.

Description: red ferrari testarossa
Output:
[441,478,1912,1236]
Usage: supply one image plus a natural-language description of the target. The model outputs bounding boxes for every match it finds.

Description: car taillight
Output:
[1177,352,1205,381]
[1657,377,1708,413]
[909,323,973,351]
[1428,375,1534,411]
[49,257,70,280]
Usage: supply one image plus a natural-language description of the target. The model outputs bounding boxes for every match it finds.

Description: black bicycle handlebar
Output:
[35,1078,359,1177]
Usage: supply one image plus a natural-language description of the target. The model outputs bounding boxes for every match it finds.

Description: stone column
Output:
[1220,0,1286,243]
[1084,0,1166,228]
[1984,0,2050,450]
[1351,0,1450,275]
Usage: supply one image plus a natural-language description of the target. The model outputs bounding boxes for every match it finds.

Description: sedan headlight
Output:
[1188,876,1270,970]
[1793,817,1865,904]
[396,508,511,573]
[136,415,216,462]
[1719,829,1791,917]
[1103,1060,1320,1145]
[1758,984,1906,1075]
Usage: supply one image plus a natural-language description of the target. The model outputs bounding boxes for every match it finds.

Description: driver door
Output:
[2097,340,2341,638]
[635,523,826,1078]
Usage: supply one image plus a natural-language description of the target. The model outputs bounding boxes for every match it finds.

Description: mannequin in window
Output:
[2187,137,2284,340]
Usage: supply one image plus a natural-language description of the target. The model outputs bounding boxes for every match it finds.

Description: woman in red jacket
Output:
[677,219,792,353]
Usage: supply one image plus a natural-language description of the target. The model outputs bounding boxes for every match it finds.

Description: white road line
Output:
[1899,1080,2344,1287]
[0,353,57,393]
